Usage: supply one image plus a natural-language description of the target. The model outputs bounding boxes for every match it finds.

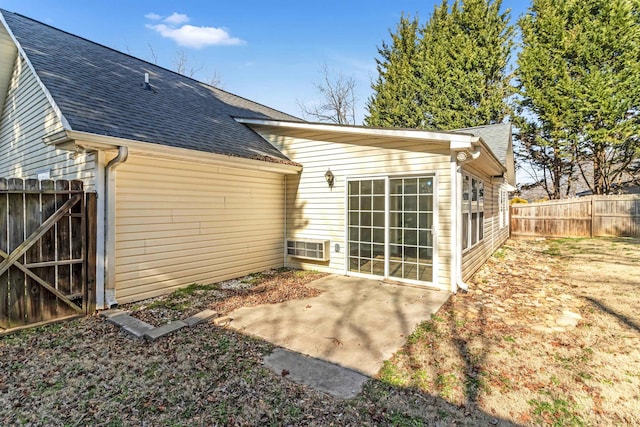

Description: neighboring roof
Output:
[454,123,512,165]
[0,9,300,164]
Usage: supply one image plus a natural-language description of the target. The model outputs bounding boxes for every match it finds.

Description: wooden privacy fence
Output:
[0,178,97,334]
[510,195,640,238]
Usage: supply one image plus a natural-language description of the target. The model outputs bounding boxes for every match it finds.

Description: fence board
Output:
[40,180,57,321]
[511,195,640,238]
[85,193,97,313]
[8,178,25,327]
[25,179,42,324]
[55,180,71,300]
[0,178,7,328]
[70,180,83,300]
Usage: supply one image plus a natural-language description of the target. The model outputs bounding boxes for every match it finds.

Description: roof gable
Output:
[453,123,515,185]
[0,9,299,164]
[453,123,512,165]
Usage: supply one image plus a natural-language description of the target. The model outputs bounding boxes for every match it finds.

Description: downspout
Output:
[453,143,481,292]
[104,146,129,308]
[283,175,287,268]
[455,164,469,292]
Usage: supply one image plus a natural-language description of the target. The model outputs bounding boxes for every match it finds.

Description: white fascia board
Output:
[0,12,72,131]
[474,137,507,173]
[235,117,475,146]
[62,130,302,175]
[449,135,477,150]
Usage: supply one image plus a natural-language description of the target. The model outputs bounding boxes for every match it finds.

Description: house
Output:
[0,9,515,309]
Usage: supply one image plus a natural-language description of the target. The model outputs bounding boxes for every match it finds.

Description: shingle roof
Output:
[453,123,512,165]
[0,9,301,164]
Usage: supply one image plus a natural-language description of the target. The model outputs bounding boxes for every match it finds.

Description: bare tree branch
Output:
[298,64,357,125]
[208,71,223,88]
[147,43,158,65]
[173,50,203,78]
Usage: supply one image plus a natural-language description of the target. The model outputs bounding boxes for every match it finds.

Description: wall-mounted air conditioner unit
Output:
[286,239,330,261]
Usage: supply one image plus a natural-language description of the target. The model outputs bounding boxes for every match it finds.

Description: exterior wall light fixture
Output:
[324,169,335,188]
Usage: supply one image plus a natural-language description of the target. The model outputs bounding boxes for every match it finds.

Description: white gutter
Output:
[94,151,106,309]
[283,175,288,267]
[451,142,483,293]
[235,117,476,147]
[104,146,128,308]
[63,130,301,175]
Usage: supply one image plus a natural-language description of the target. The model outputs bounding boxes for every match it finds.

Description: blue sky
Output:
[1,0,529,124]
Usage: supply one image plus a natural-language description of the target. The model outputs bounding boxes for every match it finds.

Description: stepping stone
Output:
[106,314,154,339]
[264,348,368,399]
[105,312,153,338]
[144,321,188,341]
[184,309,218,327]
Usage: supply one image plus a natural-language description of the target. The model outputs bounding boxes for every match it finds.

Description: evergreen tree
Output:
[517,0,640,196]
[365,0,514,129]
[420,0,514,129]
[365,15,423,128]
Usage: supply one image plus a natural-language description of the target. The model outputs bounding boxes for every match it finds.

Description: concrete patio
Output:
[227,275,450,377]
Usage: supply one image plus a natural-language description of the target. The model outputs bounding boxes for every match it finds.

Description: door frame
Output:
[343,172,439,286]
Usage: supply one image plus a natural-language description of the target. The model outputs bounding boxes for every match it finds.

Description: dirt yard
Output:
[1,238,639,426]
[380,237,640,425]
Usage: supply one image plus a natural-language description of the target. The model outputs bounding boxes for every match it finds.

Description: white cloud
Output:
[145,12,161,20]
[164,12,190,25]
[147,23,245,48]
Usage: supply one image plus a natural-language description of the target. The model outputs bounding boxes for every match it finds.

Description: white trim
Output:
[451,156,459,293]
[0,12,72,130]
[94,151,106,309]
[432,172,439,288]
[460,170,486,253]
[346,271,449,292]
[384,177,390,279]
[235,117,476,147]
[343,182,349,277]
[52,130,302,175]
[283,175,288,267]
[344,173,438,287]
[104,146,128,309]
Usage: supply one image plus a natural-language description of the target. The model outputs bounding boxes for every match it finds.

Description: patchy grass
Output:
[375,238,640,426]
[1,239,639,426]
[542,237,589,257]
[123,268,327,326]
[529,393,586,427]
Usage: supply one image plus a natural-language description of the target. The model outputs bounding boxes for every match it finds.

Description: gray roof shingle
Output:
[1,9,300,164]
[453,123,512,165]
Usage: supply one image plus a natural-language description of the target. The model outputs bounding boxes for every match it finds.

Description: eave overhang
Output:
[43,129,302,175]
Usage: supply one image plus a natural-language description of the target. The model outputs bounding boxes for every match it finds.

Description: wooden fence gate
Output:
[0,178,97,334]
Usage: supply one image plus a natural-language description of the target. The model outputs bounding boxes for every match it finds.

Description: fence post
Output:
[590,197,595,238]
[509,205,513,237]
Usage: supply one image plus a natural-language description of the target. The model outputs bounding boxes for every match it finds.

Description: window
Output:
[499,188,509,229]
[462,173,484,249]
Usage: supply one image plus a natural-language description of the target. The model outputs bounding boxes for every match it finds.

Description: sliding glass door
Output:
[348,179,386,276]
[347,175,435,284]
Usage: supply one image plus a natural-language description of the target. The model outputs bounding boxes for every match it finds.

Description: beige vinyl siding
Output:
[461,165,510,281]
[0,53,95,188]
[114,155,285,303]
[258,128,453,291]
